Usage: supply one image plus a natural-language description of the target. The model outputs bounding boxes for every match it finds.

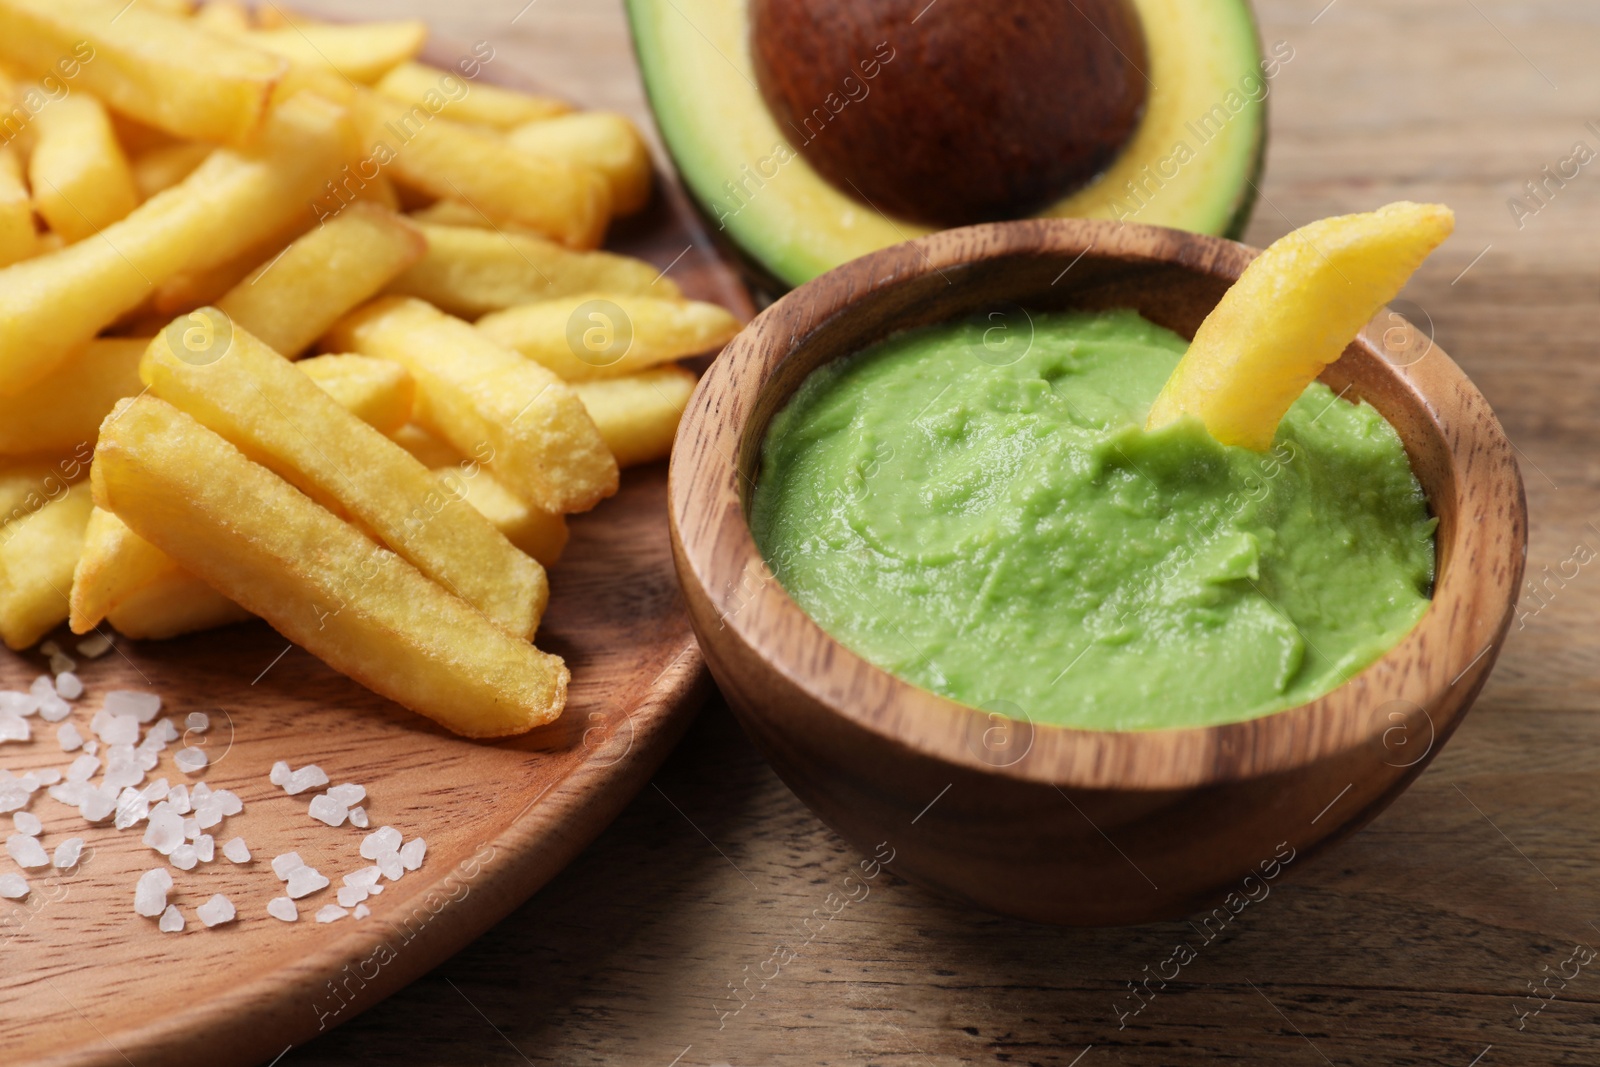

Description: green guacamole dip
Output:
[749,309,1435,731]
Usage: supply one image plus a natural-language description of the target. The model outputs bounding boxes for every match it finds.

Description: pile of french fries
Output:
[0,0,741,737]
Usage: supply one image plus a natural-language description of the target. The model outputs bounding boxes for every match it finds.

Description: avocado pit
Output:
[749,0,1150,227]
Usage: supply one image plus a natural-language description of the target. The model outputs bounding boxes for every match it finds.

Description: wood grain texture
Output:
[18,0,1595,1063]
[0,27,755,1066]
[669,217,1526,924]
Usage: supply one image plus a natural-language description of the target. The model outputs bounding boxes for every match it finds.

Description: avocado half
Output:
[627,0,1269,293]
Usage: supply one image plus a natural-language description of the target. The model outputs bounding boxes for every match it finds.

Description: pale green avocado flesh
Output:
[749,310,1435,731]
[627,0,1275,291]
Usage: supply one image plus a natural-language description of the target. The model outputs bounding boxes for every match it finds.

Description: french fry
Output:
[395,423,569,565]
[0,337,142,454]
[214,202,425,356]
[0,92,351,393]
[93,395,569,737]
[106,570,251,640]
[573,366,696,468]
[142,312,548,639]
[434,462,568,567]
[375,61,571,129]
[477,292,739,381]
[0,0,286,145]
[0,146,35,267]
[353,90,610,249]
[508,112,653,216]
[27,91,138,242]
[327,296,619,514]
[298,353,414,434]
[0,452,88,527]
[389,222,680,319]
[0,487,91,649]
[130,141,211,200]
[192,0,250,33]
[239,22,427,85]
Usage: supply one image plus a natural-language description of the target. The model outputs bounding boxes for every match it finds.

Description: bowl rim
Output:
[669,218,1527,791]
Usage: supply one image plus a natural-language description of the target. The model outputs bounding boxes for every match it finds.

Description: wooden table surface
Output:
[282,1,1600,1063]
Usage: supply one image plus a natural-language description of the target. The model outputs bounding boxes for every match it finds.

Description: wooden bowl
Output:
[668,219,1527,926]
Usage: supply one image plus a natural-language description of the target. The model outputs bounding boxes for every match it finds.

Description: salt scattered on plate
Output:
[286,866,330,899]
[55,672,83,701]
[0,714,29,743]
[52,838,83,868]
[326,783,365,807]
[348,806,369,829]
[314,905,347,924]
[6,834,48,869]
[360,827,401,860]
[308,794,347,827]
[13,811,40,836]
[144,808,184,855]
[194,835,214,863]
[196,894,236,928]
[57,722,83,752]
[170,843,198,871]
[336,885,367,908]
[399,838,426,872]
[158,904,184,933]
[353,903,370,920]
[281,764,328,796]
[271,852,305,880]
[0,873,27,899]
[174,747,207,775]
[267,897,298,922]
[104,690,161,724]
[223,837,251,864]
[135,868,172,917]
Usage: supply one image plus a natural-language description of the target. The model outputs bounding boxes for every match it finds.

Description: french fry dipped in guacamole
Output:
[1147,201,1455,450]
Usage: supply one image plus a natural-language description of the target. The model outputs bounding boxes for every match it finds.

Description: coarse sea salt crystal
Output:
[183,817,200,840]
[360,827,402,860]
[353,903,370,920]
[52,838,83,868]
[174,747,208,775]
[7,833,49,868]
[47,650,75,677]
[271,852,305,880]
[76,634,112,659]
[269,761,291,787]
[195,835,214,863]
[78,788,116,824]
[113,787,149,830]
[308,795,348,827]
[142,778,170,803]
[90,709,139,747]
[170,843,198,871]
[38,694,71,723]
[400,838,426,871]
[167,784,190,814]
[193,804,222,831]
[0,714,29,743]
[286,866,330,899]
[144,718,179,745]
[55,672,83,701]
[376,851,403,882]
[223,837,251,864]
[185,712,209,732]
[343,867,382,889]
[12,811,40,836]
[214,790,242,816]
[267,897,298,922]
[158,904,184,933]
[315,905,347,924]
[336,885,368,908]
[348,806,369,829]
[144,808,184,854]
[66,755,98,783]
[0,873,27,899]
[57,723,83,752]
[0,691,39,717]
[81,740,98,757]
[135,868,172,917]
[326,783,366,807]
[29,676,52,700]
[283,765,328,796]
[191,782,211,802]
[105,690,161,724]
[196,894,236,928]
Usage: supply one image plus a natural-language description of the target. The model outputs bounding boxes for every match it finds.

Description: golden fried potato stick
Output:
[477,292,739,381]
[93,395,569,737]
[508,112,653,217]
[0,452,87,528]
[375,61,571,129]
[573,365,696,468]
[0,146,35,267]
[142,311,547,639]
[0,0,286,144]
[214,202,425,356]
[298,353,414,434]
[0,338,142,455]
[28,91,138,242]
[389,222,679,319]
[130,142,212,200]
[240,22,427,84]
[0,92,351,393]
[353,91,610,249]
[0,488,91,649]
[327,296,619,514]
[72,507,250,639]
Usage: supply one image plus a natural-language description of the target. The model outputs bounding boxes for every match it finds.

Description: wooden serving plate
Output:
[0,90,750,1067]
